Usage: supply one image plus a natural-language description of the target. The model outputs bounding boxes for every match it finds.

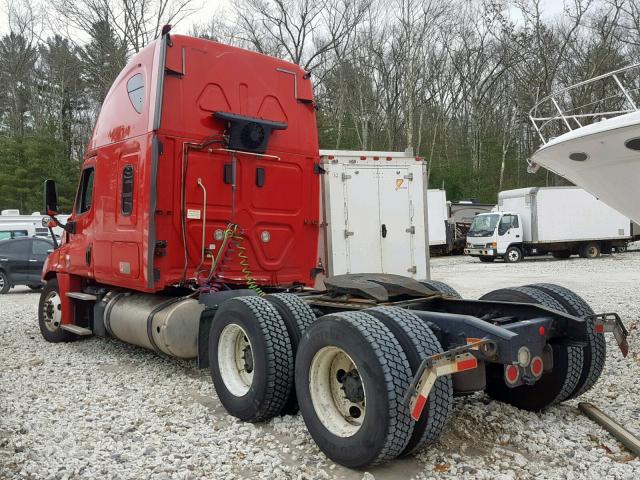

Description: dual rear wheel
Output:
[208,292,455,468]
[209,281,603,467]
[480,284,604,410]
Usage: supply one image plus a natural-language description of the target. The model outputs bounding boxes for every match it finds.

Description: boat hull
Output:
[530,111,640,223]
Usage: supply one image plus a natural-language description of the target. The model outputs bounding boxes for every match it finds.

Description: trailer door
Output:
[343,167,383,273]
[378,167,415,276]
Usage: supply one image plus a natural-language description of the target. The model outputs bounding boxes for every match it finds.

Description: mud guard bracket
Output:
[590,312,629,357]
[405,339,492,420]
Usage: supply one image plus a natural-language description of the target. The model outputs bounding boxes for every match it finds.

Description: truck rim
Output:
[309,346,366,438]
[42,290,62,332]
[508,249,520,262]
[218,324,254,396]
[0,274,5,290]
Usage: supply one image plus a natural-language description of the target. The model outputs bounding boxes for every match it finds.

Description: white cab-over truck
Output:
[464,187,631,263]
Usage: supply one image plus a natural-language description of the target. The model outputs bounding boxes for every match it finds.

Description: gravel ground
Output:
[1,251,639,480]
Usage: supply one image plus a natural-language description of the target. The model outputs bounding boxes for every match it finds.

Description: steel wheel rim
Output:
[0,274,5,289]
[588,247,597,257]
[218,324,254,396]
[309,346,366,438]
[508,250,519,262]
[42,290,62,332]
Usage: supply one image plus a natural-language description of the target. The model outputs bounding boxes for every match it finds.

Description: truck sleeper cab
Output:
[37,31,629,469]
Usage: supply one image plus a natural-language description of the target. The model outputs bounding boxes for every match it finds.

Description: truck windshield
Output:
[468,214,500,237]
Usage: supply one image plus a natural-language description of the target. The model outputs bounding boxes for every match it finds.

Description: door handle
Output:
[516,235,520,238]
[381,224,387,238]
[29,259,39,262]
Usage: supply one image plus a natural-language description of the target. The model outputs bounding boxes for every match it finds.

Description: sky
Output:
[0,0,570,39]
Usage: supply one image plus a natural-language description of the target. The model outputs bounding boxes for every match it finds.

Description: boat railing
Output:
[529,63,640,144]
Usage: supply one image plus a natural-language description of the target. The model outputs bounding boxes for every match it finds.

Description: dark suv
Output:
[0,237,54,294]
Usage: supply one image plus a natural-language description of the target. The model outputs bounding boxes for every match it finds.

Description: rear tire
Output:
[504,246,522,263]
[38,279,76,342]
[295,311,414,468]
[365,306,453,456]
[209,296,293,422]
[479,257,495,263]
[525,283,605,398]
[419,280,462,299]
[0,271,10,294]
[479,286,583,410]
[265,293,316,414]
[579,242,600,259]
[552,251,571,259]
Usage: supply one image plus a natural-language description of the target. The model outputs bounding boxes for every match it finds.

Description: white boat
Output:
[528,64,640,223]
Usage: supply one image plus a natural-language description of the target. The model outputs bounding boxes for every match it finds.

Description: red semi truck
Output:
[39,29,629,468]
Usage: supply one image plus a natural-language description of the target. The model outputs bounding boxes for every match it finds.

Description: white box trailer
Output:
[319,150,429,279]
[427,189,448,248]
[500,187,630,242]
[464,187,631,262]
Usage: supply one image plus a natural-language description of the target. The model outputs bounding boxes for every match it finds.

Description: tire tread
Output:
[367,306,453,455]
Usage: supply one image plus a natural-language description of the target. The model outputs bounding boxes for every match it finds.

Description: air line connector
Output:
[405,339,491,421]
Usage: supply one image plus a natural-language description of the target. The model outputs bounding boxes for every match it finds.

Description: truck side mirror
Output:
[44,179,59,216]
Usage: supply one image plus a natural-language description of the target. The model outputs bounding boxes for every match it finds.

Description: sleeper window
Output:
[127,73,145,114]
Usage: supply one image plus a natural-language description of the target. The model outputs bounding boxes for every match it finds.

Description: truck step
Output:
[60,324,93,336]
[66,292,98,301]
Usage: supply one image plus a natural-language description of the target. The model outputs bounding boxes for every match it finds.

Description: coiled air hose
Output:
[199,223,265,297]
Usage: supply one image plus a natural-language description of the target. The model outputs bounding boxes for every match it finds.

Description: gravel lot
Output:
[1,252,639,480]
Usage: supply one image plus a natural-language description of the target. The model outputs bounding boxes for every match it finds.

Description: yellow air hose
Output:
[226,224,266,297]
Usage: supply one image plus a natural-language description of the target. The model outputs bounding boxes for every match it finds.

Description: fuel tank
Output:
[104,293,204,358]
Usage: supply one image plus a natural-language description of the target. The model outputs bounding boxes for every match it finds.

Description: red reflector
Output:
[456,357,478,371]
[531,357,543,377]
[595,324,604,333]
[415,156,424,162]
[538,326,545,336]
[328,155,334,160]
[386,156,392,161]
[411,394,428,420]
[505,365,519,384]
[373,156,379,160]
[360,156,366,160]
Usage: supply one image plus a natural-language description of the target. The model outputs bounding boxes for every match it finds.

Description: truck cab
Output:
[464,212,523,262]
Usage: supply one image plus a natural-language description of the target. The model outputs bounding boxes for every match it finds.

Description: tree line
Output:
[1,0,639,212]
